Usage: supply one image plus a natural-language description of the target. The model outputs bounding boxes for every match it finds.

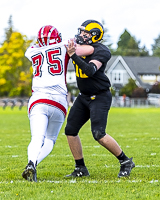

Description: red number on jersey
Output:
[46,48,63,76]
[32,53,44,77]
[31,48,63,77]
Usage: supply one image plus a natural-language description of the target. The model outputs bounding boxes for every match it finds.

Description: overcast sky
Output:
[0,0,159,53]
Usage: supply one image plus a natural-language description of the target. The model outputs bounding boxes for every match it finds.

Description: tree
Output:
[110,87,115,96]
[0,32,33,97]
[139,45,149,56]
[119,78,138,97]
[112,29,149,56]
[101,19,113,49]
[4,15,14,43]
[152,34,160,57]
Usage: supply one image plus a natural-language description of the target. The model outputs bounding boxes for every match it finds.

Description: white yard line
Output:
[0,179,159,184]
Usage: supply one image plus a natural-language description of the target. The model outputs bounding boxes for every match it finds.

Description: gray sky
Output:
[0,0,159,53]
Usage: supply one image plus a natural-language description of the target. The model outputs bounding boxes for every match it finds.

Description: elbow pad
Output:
[71,53,97,77]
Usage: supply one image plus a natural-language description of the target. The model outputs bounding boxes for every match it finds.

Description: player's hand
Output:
[65,39,76,57]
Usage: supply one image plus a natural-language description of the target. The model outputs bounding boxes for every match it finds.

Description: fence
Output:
[0,98,29,110]
[0,97,160,109]
[112,97,160,107]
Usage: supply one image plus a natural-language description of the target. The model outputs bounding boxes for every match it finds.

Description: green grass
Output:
[0,107,160,199]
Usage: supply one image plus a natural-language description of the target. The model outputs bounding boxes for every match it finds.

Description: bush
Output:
[119,78,138,97]
[131,87,147,98]
[150,81,160,93]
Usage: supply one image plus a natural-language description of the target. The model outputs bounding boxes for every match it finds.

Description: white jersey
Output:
[25,41,69,96]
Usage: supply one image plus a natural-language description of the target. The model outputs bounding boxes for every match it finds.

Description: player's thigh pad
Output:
[29,109,48,151]
[46,107,65,141]
[90,90,112,141]
[65,95,90,136]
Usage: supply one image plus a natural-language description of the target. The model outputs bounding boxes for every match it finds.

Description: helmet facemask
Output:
[75,28,92,45]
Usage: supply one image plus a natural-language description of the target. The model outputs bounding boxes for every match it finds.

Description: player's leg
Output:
[36,105,65,165]
[66,135,83,160]
[36,138,54,165]
[90,90,135,177]
[28,107,48,166]
[22,104,48,182]
[65,94,90,177]
[90,91,122,154]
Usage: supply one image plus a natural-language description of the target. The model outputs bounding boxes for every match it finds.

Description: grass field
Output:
[0,106,160,199]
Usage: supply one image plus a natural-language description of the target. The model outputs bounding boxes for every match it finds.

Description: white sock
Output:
[28,136,44,167]
[36,138,54,165]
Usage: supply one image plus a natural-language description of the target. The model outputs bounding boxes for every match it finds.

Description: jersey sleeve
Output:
[25,47,32,61]
[91,43,111,63]
[25,44,39,61]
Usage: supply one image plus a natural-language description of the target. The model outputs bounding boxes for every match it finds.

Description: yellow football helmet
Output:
[75,20,104,44]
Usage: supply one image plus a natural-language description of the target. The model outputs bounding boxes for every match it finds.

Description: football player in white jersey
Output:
[22,25,94,182]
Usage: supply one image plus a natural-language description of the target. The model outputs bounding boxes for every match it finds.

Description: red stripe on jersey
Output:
[64,53,70,85]
[29,99,67,117]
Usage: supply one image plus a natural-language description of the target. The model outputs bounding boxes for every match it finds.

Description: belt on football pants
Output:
[80,90,109,101]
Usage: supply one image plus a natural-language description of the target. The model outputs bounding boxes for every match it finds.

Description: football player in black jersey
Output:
[65,20,135,178]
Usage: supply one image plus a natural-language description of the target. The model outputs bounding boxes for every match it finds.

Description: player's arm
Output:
[76,44,94,56]
[65,39,102,77]
[89,59,102,70]
[65,38,94,56]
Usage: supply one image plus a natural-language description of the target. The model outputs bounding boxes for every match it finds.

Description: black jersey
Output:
[73,42,111,95]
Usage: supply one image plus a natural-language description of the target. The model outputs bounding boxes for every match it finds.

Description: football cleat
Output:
[66,166,90,177]
[118,157,135,178]
[22,161,37,182]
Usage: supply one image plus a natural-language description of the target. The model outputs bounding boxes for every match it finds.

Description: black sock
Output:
[117,151,129,163]
[75,158,85,167]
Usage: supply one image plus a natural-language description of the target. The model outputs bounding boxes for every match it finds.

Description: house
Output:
[66,56,160,91]
[106,56,160,91]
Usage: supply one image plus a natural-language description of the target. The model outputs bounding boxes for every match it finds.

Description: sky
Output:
[0,0,159,54]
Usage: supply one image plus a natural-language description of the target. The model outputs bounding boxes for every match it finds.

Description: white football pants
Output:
[27,93,68,167]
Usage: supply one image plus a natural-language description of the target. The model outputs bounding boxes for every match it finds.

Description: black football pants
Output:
[65,90,112,140]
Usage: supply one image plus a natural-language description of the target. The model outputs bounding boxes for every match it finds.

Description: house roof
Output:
[106,56,160,89]
[106,56,160,75]
[123,56,160,75]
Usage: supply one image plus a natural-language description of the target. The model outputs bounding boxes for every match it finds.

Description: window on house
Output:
[140,75,159,84]
[141,75,156,80]
[112,71,123,83]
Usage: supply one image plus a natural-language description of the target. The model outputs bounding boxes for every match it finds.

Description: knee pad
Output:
[65,124,78,136]
[92,129,106,141]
